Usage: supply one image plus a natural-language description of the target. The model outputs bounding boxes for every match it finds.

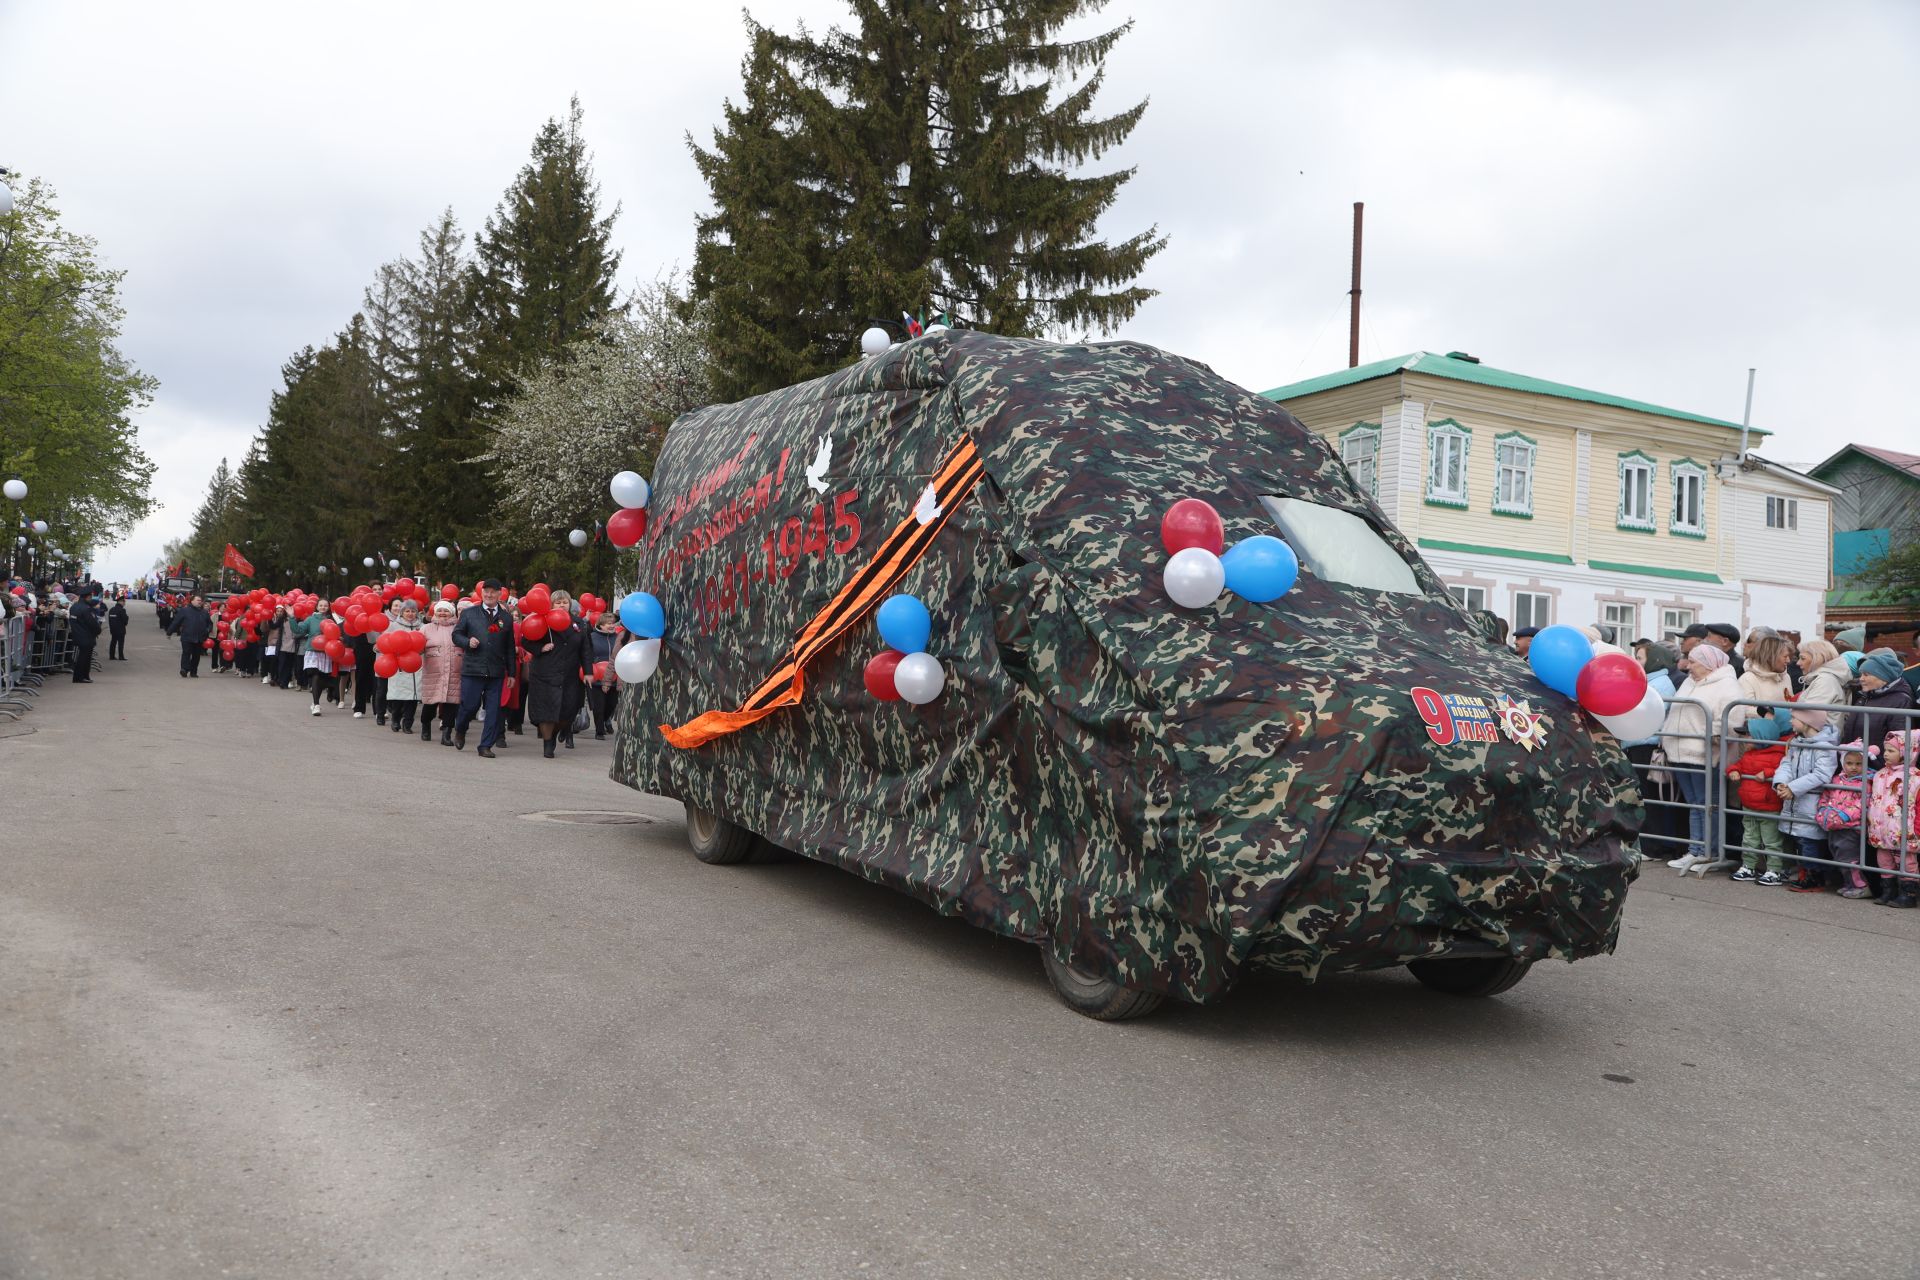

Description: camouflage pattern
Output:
[611,331,1642,1004]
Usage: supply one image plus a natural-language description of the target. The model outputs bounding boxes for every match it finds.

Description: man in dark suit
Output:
[68,595,102,682]
[450,580,516,758]
[168,594,213,677]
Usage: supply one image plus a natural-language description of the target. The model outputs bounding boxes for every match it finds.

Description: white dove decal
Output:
[913,483,942,526]
[804,434,832,493]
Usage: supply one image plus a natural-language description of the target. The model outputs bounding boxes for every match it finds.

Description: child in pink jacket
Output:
[1816,740,1872,899]
[1865,729,1920,908]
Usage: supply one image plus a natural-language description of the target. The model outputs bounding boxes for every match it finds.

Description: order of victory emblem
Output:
[1497,695,1549,752]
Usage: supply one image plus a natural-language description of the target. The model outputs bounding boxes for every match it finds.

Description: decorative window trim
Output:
[1617,450,1656,533]
[1425,418,1471,509]
[1338,421,1381,498]
[1668,457,1707,539]
[1491,429,1537,518]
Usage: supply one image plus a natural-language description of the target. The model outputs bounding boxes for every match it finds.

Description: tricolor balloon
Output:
[1156,499,1298,610]
[1522,624,1655,741]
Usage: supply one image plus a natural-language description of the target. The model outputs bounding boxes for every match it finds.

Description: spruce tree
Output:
[693,0,1164,398]
[470,96,623,404]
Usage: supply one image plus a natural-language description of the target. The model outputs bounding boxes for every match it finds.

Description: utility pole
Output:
[1348,201,1364,369]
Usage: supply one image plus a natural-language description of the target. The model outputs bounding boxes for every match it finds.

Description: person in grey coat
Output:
[1773,708,1839,889]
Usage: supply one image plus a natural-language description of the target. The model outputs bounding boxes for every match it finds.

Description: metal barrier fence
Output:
[1621,692,1918,891]
[0,612,36,719]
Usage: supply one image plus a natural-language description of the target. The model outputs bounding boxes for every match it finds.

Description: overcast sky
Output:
[5,0,1916,582]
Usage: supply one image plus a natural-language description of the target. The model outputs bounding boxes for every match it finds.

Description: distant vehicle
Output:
[163,574,200,596]
[610,331,1641,1020]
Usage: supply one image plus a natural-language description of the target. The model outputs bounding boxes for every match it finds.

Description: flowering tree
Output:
[486,278,713,545]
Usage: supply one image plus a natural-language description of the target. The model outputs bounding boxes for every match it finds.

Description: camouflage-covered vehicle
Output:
[611,331,1641,1019]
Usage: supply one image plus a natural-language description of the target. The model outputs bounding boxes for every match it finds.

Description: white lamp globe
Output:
[2,478,25,501]
[610,471,650,510]
[860,326,891,357]
[387,559,399,570]
[435,545,450,560]
[31,519,48,533]
[467,548,481,561]
[363,556,375,568]
[568,528,589,548]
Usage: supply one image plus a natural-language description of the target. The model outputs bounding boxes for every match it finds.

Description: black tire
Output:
[1040,949,1165,1021]
[685,803,760,865]
[1407,956,1532,997]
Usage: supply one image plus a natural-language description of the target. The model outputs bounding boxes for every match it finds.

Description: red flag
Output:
[222,543,254,577]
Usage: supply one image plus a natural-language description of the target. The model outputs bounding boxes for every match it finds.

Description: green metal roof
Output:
[1261,352,1770,436]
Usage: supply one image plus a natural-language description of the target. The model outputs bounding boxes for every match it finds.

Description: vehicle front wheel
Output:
[1407,956,1532,997]
[684,803,761,865]
[1041,949,1165,1021]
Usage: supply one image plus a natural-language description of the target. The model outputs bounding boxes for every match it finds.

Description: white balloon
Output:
[1596,685,1668,741]
[893,651,946,705]
[31,519,48,533]
[924,323,948,336]
[860,326,891,357]
[1164,547,1226,609]
[568,528,589,548]
[2,478,25,501]
[610,470,650,510]
[613,637,661,683]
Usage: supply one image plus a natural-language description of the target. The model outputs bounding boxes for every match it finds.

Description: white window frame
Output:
[1660,607,1695,644]
[1492,431,1536,517]
[1339,422,1380,498]
[1513,591,1552,631]
[1669,459,1707,537]
[1426,419,1470,508]
[1599,602,1638,647]
[1617,451,1655,531]
[1448,584,1489,613]
[1765,495,1798,530]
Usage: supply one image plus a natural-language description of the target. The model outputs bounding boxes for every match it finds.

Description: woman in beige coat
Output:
[417,599,465,745]
[1661,644,1745,872]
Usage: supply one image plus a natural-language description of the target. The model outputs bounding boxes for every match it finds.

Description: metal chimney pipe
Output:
[1348,202,1364,368]
[1739,367,1755,461]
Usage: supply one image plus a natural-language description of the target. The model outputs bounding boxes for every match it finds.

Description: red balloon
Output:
[202,638,214,650]
[366,612,390,632]
[1576,652,1650,717]
[412,585,429,607]
[292,601,314,620]
[338,649,356,669]
[396,577,415,593]
[397,651,423,673]
[373,654,399,679]
[607,507,647,549]
[320,621,340,643]
[441,584,459,601]
[342,613,364,637]
[325,639,347,661]
[522,586,551,614]
[331,596,351,616]
[545,607,571,632]
[406,630,427,653]
[1161,498,1226,556]
[592,661,609,682]
[521,615,548,641]
[864,650,905,700]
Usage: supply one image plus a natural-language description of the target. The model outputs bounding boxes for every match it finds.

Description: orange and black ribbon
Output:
[660,434,985,749]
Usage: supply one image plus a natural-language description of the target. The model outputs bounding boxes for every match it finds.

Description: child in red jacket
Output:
[1728,739,1789,884]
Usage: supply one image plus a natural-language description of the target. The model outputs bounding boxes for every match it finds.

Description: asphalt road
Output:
[3,604,1916,1280]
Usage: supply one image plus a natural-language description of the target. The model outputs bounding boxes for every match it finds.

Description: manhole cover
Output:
[521,810,658,826]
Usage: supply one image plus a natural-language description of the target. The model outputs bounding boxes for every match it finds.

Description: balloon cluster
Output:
[1160,499,1299,609]
[1525,624,1665,740]
[863,594,945,705]
[612,590,665,684]
[608,471,650,549]
[371,626,428,677]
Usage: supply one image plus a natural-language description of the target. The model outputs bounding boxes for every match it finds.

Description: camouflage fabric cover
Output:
[611,331,1642,1004]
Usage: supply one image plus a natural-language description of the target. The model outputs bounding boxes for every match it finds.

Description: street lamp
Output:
[435,545,450,560]
[467,548,481,562]
[2,479,24,502]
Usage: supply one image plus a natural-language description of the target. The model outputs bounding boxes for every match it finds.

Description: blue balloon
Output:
[875,594,932,654]
[1527,624,1594,699]
[619,591,665,639]
[1220,535,1299,603]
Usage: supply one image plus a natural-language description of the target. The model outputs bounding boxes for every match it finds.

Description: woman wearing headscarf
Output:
[1660,643,1744,872]
[418,599,465,745]
[292,601,341,716]
[383,598,424,735]
[520,589,590,758]
[1627,641,1685,860]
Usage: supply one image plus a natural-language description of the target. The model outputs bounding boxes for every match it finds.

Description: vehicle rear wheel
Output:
[685,803,760,865]
[1407,956,1532,997]
[1040,949,1165,1021]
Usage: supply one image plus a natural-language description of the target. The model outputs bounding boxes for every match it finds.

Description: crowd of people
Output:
[2,576,130,682]
[1514,620,1919,907]
[157,577,629,761]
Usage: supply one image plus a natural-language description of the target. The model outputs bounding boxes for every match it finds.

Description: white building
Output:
[1263,351,1837,642]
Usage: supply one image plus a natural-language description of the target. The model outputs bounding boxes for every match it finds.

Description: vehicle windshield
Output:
[1259,495,1422,596]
